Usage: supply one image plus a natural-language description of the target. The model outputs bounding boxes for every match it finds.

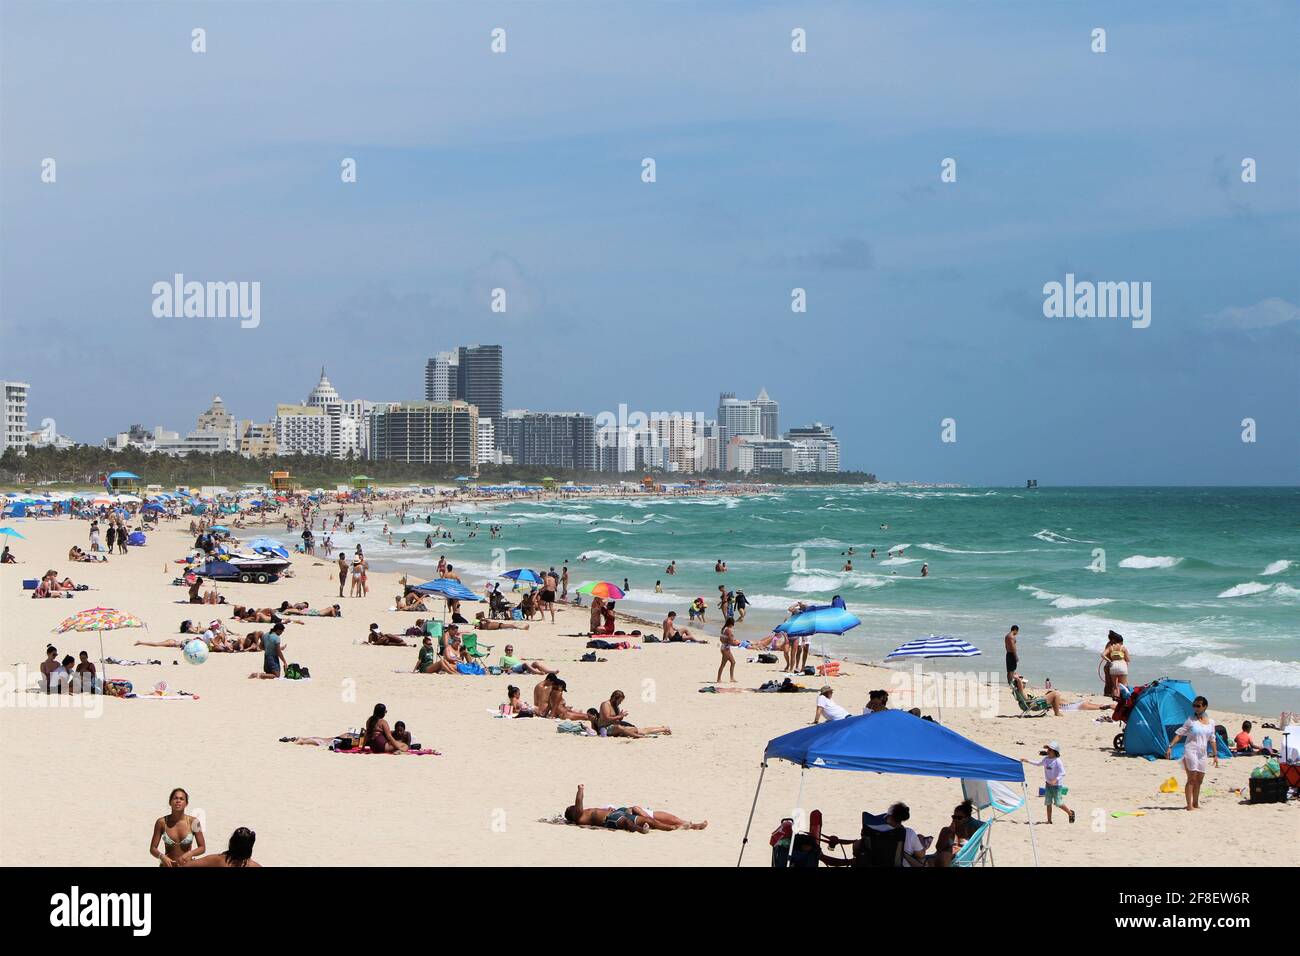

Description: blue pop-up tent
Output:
[1121,678,1232,761]
[739,709,1037,866]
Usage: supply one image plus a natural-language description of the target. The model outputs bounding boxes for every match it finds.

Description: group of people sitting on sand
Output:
[31,569,80,598]
[283,702,421,754]
[40,644,97,693]
[784,800,977,867]
[503,678,673,738]
[67,545,108,563]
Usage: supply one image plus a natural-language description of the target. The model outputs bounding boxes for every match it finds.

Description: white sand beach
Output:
[1,500,1294,867]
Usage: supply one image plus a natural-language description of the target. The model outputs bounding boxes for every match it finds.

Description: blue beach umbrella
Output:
[411,578,481,602]
[501,568,542,585]
[775,606,861,638]
[0,527,27,539]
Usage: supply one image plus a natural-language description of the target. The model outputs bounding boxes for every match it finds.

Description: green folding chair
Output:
[460,631,493,667]
[1010,682,1050,717]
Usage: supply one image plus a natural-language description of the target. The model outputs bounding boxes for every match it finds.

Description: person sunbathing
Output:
[397,592,428,611]
[498,644,555,675]
[591,690,672,737]
[367,624,412,647]
[563,784,706,832]
[232,606,276,623]
[927,800,979,867]
[67,546,107,563]
[43,570,76,590]
[534,675,589,720]
[281,602,342,618]
[277,601,311,613]
[474,611,528,631]
[1014,675,1113,716]
[504,684,535,716]
[661,611,706,643]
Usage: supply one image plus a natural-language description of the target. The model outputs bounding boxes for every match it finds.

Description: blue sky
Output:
[2,1,1296,484]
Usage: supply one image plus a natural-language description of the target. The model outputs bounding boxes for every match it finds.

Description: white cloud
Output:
[1207,298,1300,330]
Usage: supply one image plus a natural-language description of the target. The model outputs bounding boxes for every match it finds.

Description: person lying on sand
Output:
[367,624,413,647]
[498,644,555,675]
[280,602,342,617]
[590,689,671,737]
[67,546,107,563]
[232,606,276,623]
[186,827,260,867]
[474,611,528,631]
[1013,675,1113,716]
[563,784,706,832]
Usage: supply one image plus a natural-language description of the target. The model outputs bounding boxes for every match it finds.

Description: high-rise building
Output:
[755,387,779,439]
[368,400,478,465]
[456,345,503,422]
[274,404,330,456]
[498,410,596,470]
[240,422,278,458]
[424,352,458,402]
[2,381,30,454]
[476,417,500,465]
[717,391,763,444]
[785,422,841,473]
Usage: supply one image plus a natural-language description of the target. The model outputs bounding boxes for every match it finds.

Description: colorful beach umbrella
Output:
[54,607,144,633]
[577,581,625,600]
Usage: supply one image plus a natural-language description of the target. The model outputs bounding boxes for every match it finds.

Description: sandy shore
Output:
[1,505,1293,866]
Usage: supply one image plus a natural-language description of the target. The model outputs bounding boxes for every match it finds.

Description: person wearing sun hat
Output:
[1022,741,1075,824]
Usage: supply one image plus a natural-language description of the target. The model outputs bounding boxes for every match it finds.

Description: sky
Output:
[2,1,1297,485]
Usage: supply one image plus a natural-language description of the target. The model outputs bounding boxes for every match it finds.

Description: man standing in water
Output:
[1004,625,1019,685]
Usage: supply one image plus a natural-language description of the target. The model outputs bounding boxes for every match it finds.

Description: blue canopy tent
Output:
[738,709,1037,866]
[1120,678,1232,761]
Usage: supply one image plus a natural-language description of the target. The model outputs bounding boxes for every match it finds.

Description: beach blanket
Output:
[131,692,199,701]
[105,657,163,666]
[334,746,440,756]
[585,640,636,650]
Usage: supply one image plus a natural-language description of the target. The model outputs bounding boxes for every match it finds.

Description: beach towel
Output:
[105,657,163,666]
[334,746,440,756]
[132,692,199,701]
[556,720,594,735]
[455,662,485,675]
[586,640,634,650]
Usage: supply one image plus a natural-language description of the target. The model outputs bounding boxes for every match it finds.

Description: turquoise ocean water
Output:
[352,486,1299,716]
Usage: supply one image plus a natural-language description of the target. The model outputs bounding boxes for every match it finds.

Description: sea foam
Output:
[1118,555,1181,569]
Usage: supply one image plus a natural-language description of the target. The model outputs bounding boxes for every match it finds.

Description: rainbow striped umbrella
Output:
[54,607,144,634]
[577,581,625,600]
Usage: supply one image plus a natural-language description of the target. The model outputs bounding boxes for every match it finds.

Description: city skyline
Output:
[2,3,1297,485]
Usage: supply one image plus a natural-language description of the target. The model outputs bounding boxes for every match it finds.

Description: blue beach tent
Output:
[1121,678,1232,761]
[739,709,1037,866]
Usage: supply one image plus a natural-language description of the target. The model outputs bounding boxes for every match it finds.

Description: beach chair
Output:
[1010,682,1050,717]
[961,778,1025,822]
[950,820,993,867]
[860,826,905,867]
[460,632,493,667]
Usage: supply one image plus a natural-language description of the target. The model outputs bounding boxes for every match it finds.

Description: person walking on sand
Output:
[336,553,349,599]
[716,616,740,683]
[1166,695,1218,810]
[1021,742,1075,824]
[1004,625,1019,685]
[561,564,569,600]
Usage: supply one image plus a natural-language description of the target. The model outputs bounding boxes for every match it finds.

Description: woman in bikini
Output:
[716,616,740,683]
[363,703,409,753]
[149,788,206,867]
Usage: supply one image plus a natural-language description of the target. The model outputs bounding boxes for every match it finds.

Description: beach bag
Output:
[757,653,777,664]
[1250,757,1281,779]
[284,663,309,680]
[456,662,485,675]
[512,609,523,621]
[104,679,133,698]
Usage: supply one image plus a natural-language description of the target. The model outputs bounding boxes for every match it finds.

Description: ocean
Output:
[345,486,1299,717]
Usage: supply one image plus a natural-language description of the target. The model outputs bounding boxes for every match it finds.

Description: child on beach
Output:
[1022,742,1075,823]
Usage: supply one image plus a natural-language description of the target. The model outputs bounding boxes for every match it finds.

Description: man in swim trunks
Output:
[563,784,706,832]
[1004,626,1019,685]
[250,623,287,679]
[662,611,704,643]
[540,569,558,623]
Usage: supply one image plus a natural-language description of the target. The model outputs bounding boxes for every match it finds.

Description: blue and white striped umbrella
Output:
[885,636,981,660]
